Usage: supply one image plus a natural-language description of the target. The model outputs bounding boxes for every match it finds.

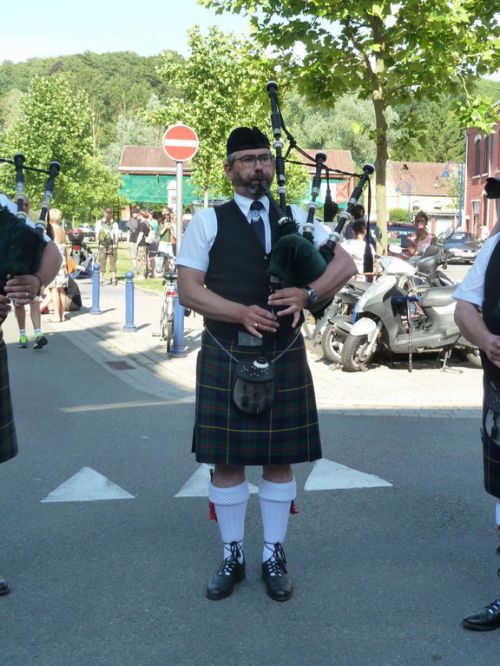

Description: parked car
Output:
[437,230,480,264]
[79,223,95,241]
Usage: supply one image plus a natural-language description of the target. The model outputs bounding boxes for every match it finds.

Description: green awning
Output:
[119,174,196,205]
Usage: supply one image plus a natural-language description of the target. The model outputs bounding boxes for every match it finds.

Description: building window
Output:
[483,135,490,174]
[483,199,489,228]
[472,200,481,229]
[473,136,481,176]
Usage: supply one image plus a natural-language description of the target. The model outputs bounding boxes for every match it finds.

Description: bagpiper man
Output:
[0,192,62,594]
[454,177,500,630]
[176,127,356,601]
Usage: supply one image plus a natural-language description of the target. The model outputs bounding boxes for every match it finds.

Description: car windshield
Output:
[451,233,468,241]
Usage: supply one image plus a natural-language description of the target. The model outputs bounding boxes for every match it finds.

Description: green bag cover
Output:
[0,206,44,289]
[267,233,327,287]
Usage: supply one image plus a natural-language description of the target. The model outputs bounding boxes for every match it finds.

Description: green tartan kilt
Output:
[192,330,322,466]
[0,334,18,464]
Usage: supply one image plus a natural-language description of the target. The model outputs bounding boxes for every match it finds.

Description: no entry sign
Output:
[162,123,199,162]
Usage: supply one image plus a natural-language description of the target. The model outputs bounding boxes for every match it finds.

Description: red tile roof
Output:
[388,160,458,196]
[301,149,355,177]
[119,146,194,174]
[119,145,355,180]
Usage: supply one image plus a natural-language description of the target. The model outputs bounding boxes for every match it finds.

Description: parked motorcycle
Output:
[320,279,371,363]
[68,229,88,267]
[338,248,479,372]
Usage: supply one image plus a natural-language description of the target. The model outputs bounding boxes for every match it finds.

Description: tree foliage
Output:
[200,0,500,247]
[147,25,309,203]
[0,76,124,222]
[0,51,172,150]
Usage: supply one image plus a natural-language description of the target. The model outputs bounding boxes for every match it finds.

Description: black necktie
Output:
[249,200,265,250]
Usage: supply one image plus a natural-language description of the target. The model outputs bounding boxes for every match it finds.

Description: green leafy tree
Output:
[0,76,123,221]
[201,0,499,249]
[147,25,308,204]
[102,109,162,171]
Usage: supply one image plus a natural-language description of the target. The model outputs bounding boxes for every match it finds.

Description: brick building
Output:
[385,160,462,236]
[465,113,500,238]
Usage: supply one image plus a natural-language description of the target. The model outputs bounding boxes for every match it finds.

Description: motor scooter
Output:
[338,248,479,372]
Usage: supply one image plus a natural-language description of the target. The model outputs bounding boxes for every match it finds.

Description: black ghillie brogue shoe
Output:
[0,575,9,596]
[261,542,293,602]
[463,596,500,631]
[206,541,245,601]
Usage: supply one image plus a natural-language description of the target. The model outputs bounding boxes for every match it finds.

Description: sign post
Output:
[162,123,199,356]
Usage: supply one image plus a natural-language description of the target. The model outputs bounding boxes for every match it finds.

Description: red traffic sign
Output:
[162,123,199,162]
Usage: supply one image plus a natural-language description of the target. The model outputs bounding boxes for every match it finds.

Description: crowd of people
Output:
[125,206,177,279]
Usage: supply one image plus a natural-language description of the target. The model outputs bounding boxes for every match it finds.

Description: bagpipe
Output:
[232,83,375,416]
[0,154,60,291]
[263,81,375,315]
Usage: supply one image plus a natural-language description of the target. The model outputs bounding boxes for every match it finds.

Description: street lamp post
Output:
[406,181,412,225]
[442,162,465,229]
[396,181,413,224]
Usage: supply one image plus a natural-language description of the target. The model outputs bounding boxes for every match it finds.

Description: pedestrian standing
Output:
[95,207,120,285]
[13,196,47,349]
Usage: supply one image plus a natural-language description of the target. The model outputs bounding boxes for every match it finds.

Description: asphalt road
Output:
[1,297,499,666]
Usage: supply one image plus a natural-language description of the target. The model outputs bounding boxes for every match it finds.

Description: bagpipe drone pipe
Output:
[264,81,375,317]
[0,153,60,291]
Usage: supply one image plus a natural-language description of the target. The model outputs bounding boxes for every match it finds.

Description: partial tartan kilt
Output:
[0,333,18,464]
[482,375,500,498]
[192,330,322,466]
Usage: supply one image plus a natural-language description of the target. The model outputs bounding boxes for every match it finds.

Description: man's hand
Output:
[242,305,279,339]
[484,332,500,368]
[0,294,11,323]
[268,287,309,329]
[4,274,41,305]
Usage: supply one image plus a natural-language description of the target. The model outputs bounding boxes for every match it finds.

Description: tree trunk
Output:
[204,189,209,208]
[373,97,388,253]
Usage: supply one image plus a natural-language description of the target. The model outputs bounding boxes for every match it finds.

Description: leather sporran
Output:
[232,358,275,415]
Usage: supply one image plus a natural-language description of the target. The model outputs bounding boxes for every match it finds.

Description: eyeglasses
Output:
[232,153,274,168]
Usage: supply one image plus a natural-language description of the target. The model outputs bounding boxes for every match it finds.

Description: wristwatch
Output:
[305,286,318,307]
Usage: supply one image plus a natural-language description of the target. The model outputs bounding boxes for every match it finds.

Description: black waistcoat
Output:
[204,200,294,340]
[481,239,500,384]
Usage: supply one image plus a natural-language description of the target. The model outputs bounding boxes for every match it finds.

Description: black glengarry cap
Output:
[226,126,270,156]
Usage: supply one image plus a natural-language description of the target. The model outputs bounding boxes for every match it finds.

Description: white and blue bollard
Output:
[90,262,101,314]
[169,295,187,357]
[123,271,137,332]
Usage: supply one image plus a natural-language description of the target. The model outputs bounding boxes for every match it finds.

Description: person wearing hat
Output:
[176,126,356,602]
[454,177,500,630]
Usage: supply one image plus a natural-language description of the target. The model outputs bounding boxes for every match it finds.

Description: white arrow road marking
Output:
[41,467,135,503]
[175,464,258,498]
[304,458,392,491]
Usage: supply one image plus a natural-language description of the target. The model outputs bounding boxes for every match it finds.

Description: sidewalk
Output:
[23,278,483,417]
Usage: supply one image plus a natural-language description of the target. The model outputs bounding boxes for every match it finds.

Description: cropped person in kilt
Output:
[454,179,500,631]
[177,127,356,601]
[0,192,62,596]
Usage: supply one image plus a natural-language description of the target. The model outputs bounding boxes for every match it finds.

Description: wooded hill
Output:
[0,50,498,168]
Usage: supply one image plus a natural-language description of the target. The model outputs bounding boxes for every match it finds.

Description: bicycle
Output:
[159,268,178,354]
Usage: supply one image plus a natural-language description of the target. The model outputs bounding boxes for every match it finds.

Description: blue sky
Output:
[1,0,249,63]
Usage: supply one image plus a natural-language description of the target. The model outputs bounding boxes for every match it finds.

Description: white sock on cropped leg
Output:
[258,477,297,562]
[208,480,249,563]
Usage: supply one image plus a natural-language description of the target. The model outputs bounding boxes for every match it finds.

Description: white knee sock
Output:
[259,477,297,562]
[208,480,249,562]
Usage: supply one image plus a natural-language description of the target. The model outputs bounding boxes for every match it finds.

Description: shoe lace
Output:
[263,542,287,576]
[485,597,500,613]
[218,541,242,576]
